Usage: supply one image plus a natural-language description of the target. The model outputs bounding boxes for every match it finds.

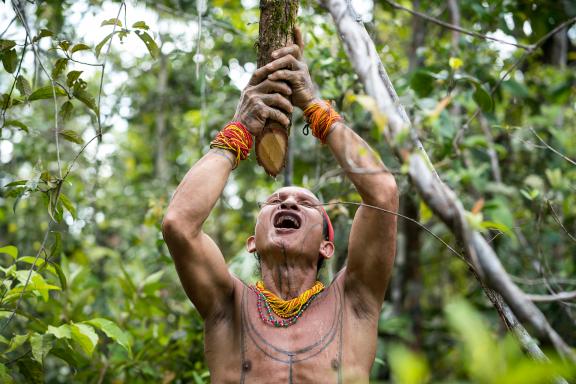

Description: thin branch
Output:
[511,275,576,287]
[547,201,576,243]
[383,0,533,50]
[530,128,576,167]
[96,1,126,139]
[0,16,17,38]
[527,291,576,303]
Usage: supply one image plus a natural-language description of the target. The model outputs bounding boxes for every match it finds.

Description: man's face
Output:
[251,186,326,263]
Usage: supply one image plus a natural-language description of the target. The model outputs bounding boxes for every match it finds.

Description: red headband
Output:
[320,206,334,243]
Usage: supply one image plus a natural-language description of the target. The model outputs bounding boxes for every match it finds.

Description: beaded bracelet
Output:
[303,100,342,144]
[209,121,253,168]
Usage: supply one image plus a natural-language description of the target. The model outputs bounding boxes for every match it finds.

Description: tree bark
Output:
[256,0,299,177]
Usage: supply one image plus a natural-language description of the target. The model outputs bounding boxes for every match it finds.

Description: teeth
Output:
[276,215,299,228]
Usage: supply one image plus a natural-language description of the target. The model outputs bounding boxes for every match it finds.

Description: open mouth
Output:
[273,212,301,230]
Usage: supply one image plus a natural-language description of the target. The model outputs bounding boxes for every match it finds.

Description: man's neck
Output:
[259,252,318,300]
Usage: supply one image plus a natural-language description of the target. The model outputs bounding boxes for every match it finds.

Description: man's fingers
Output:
[253,79,292,96]
[263,106,290,127]
[261,93,293,114]
[267,69,299,84]
[272,44,301,60]
[294,27,304,51]
[248,55,300,86]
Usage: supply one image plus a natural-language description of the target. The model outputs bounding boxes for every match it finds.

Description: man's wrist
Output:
[302,98,321,111]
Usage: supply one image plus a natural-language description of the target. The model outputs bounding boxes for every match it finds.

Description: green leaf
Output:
[32,29,53,43]
[52,58,68,79]
[0,39,16,52]
[7,333,30,353]
[73,88,98,114]
[16,75,32,98]
[59,100,74,122]
[4,180,27,187]
[70,43,90,54]
[473,83,493,112]
[0,245,18,259]
[95,32,115,58]
[30,333,54,364]
[47,324,72,340]
[135,31,159,59]
[59,194,77,219]
[101,18,122,27]
[59,129,84,145]
[28,85,67,101]
[3,120,28,132]
[58,40,70,51]
[410,70,435,97]
[71,323,99,356]
[0,362,14,384]
[1,48,17,73]
[388,344,429,384]
[502,79,530,98]
[132,21,150,30]
[51,261,67,290]
[17,359,43,384]
[66,70,83,87]
[85,318,132,356]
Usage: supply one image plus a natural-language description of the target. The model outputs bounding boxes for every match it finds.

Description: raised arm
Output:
[162,68,293,319]
[266,29,398,312]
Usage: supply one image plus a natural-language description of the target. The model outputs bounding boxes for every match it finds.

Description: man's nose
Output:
[280,197,298,210]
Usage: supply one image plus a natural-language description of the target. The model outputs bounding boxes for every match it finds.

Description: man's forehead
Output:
[268,187,320,202]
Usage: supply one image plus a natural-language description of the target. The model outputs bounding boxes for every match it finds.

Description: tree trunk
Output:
[256,0,299,177]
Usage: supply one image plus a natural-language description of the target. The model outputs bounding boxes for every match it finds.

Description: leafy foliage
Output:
[0,0,575,382]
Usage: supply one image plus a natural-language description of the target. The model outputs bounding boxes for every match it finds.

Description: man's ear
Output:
[246,235,256,253]
[319,240,334,260]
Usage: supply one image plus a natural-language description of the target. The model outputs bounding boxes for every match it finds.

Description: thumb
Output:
[293,26,304,51]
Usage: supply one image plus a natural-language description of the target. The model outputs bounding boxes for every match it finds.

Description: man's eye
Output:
[300,201,314,207]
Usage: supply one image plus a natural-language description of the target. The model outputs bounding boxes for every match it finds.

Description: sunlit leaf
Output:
[30,333,53,364]
[52,58,68,79]
[58,40,71,51]
[66,70,83,87]
[95,32,115,58]
[16,75,31,98]
[59,100,74,122]
[32,29,53,43]
[135,31,159,59]
[0,362,13,384]
[59,193,77,219]
[59,129,84,145]
[70,43,90,54]
[132,21,150,30]
[71,323,99,356]
[0,245,18,260]
[47,324,72,340]
[72,88,98,114]
[388,344,429,384]
[3,120,28,132]
[85,318,132,357]
[0,39,16,52]
[101,18,122,27]
[29,85,67,101]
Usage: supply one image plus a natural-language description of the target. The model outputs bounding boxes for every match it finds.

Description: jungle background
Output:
[0,0,575,382]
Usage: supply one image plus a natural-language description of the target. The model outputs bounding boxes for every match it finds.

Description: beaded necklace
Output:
[251,281,325,328]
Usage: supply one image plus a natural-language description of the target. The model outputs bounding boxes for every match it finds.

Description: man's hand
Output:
[233,69,293,136]
[266,28,316,111]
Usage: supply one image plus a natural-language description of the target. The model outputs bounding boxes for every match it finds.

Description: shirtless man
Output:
[162,30,398,383]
